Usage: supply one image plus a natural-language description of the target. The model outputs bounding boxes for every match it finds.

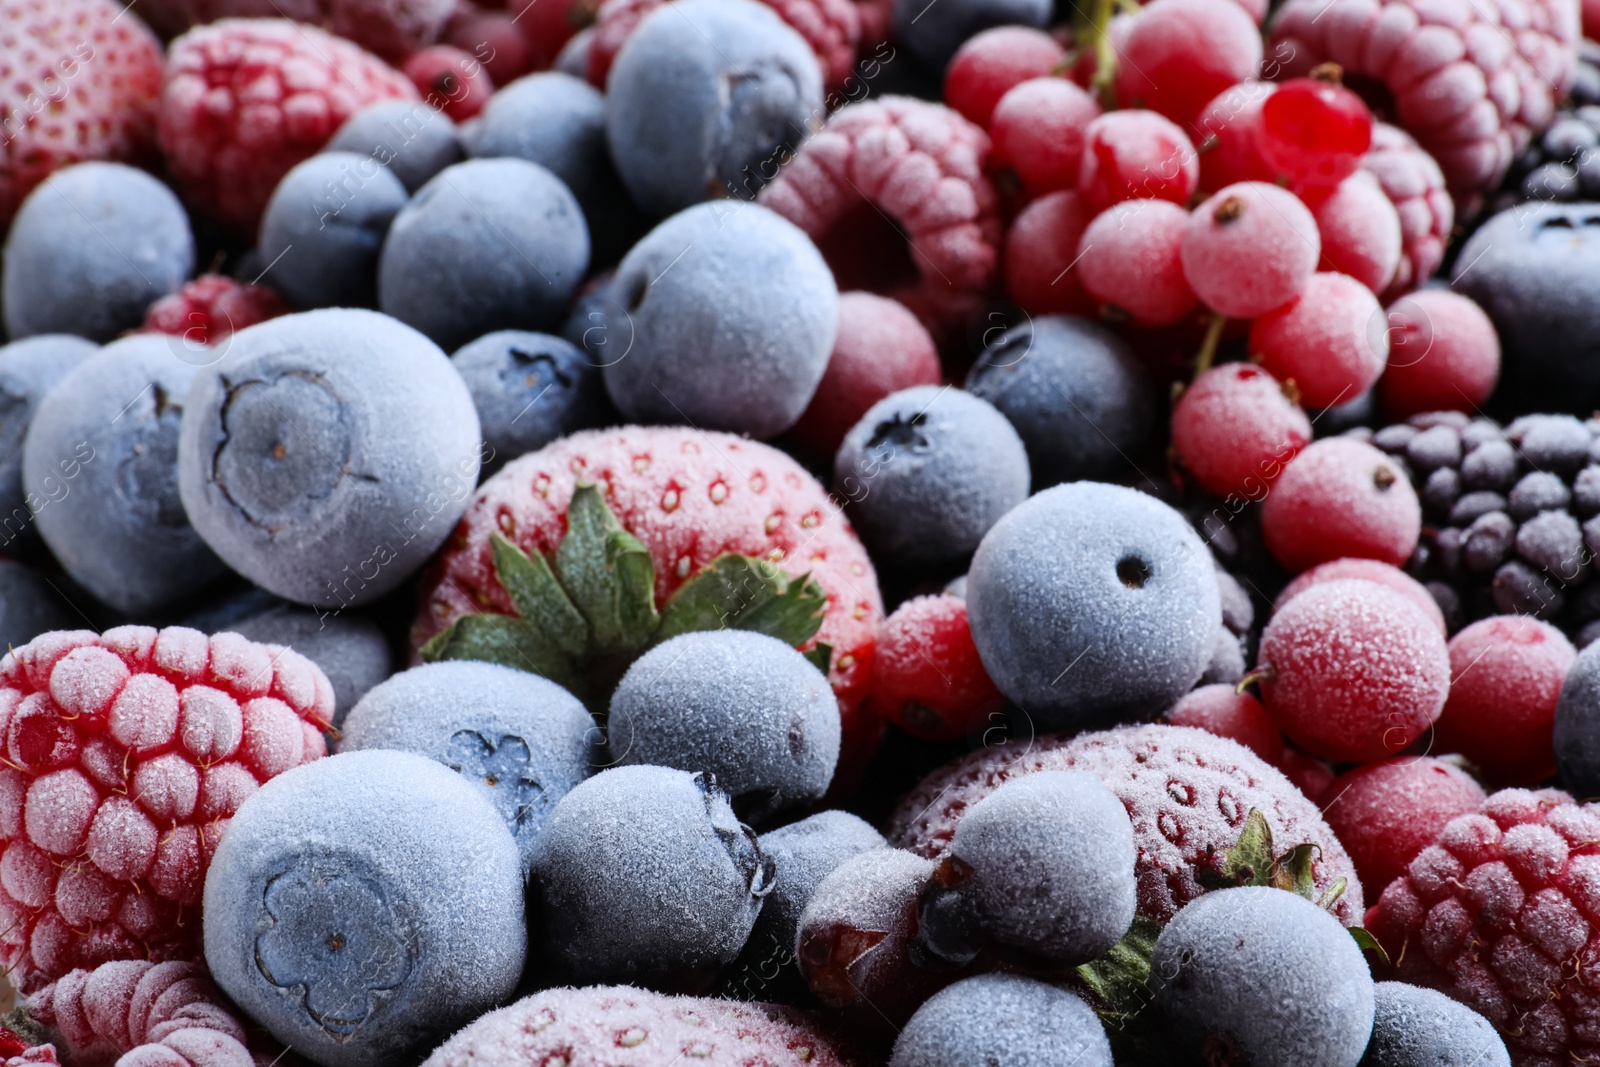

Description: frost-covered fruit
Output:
[450,331,611,474]
[917,771,1136,967]
[0,563,78,653]
[608,631,839,822]
[1113,0,1262,128]
[891,0,1048,74]
[141,275,287,348]
[1182,181,1321,319]
[967,483,1220,730]
[1165,684,1282,764]
[0,335,96,533]
[1556,640,1600,796]
[605,0,823,215]
[1077,109,1200,212]
[1309,171,1402,295]
[339,661,593,866]
[1075,200,1198,327]
[1320,757,1487,894]
[1001,191,1096,316]
[1376,290,1502,420]
[0,626,335,994]
[988,77,1100,197]
[378,159,589,352]
[1171,363,1311,499]
[889,974,1112,1067]
[24,335,229,614]
[1249,271,1389,410]
[325,100,462,194]
[1359,982,1511,1067]
[1274,557,1446,636]
[403,45,493,122]
[1434,616,1576,785]
[943,26,1068,127]
[1261,437,1422,573]
[259,152,409,310]
[203,750,524,1067]
[1152,886,1376,1067]
[226,605,392,728]
[872,594,1004,741]
[594,203,837,439]
[1257,578,1451,762]
[177,309,481,610]
[1279,744,1337,799]
[835,386,1029,569]
[2,163,192,343]
[965,315,1153,488]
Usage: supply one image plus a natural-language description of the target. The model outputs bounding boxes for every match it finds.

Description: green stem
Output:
[1193,311,1228,376]
[1088,0,1118,109]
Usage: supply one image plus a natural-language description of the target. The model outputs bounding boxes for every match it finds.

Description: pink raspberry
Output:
[123,0,454,62]
[0,0,165,233]
[0,627,334,995]
[759,96,1001,344]
[1365,788,1600,1067]
[1320,756,1486,895]
[1360,122,1454,301]
[139,274,288,348]
[1268,0,1580,200]
[157,19,417,236]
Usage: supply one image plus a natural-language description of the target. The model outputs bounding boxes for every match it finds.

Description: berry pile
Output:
[1491,40,1600,210]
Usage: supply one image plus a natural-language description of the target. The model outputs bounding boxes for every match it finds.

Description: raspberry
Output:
[1192,81,1276,193]
[1171,363,1311,498]
[1268,0,1580,198]
[1076,200,1198,327]
[128,0,454,61]
[853,0,893,46]
[1182,182,1320,319]
[1257,578,1451,762]
[1001,189,1095,316]
[157,19,417,236]
[0,627,334,995]
[989,77,1100,196]
[1258,68,1373,190]
[1261,436,1422,572]
[1166,683,1283,763]
[1275,557,1447,635]
[1435,616,1576,786]
[888,723,1365,927]
[759,96,1000,342]
[402,44,493,121]
[1376,290,1502,419]
[1307,172,1403,295]
[0,0,164,233]
[1360,122,1454,302]
[871,594,1003,741]
[1114,0,1263,128]
[943,26,1068,128]
[1249,271,1389,409]
[1320,756,1486,895]
[1365,787,1600,1066]
[139,274,288,348]
[1077,109,1199,213]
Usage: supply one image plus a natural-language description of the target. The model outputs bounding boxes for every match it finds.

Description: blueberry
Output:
[326,100,464,193]
[0,559,80,650]
[889,974,1113,1067]
[259,152,410,310]
[2,163,193,342]
[529,765,773,986]
[1555,640,1600,796]
[203,750,526,1067]
[554,27,594,77]
[1359,982,1510,1067]
[227,604,394,727]
[596,202,837,438]
[0,334,96,544]
[609,631,839,822]
[1522,162,1580,201]
[1152,886,1375,1067]
[378,159,589,351]
[24,335,228,614]
[835,385,1030,570]
[341,661,596,867]
[965,315,1154,488]
[892,0,1051,74]
[177,309,482,609]
[605,0,824,215]
[966,482,1220,730]
[450,331,611,474]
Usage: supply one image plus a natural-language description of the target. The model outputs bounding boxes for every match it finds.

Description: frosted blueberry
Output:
[1359,982,1510,1067]
[0,559,79,650]
[227,604,393,727]
[0,335,96,540]
[326,100,463,193]
[259,153,409,310]
[1555,640,1600,796]
[450,331,611,474]
[889,974,1112,1067]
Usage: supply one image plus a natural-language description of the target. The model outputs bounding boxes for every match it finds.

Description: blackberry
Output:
[1488,40,1600,211]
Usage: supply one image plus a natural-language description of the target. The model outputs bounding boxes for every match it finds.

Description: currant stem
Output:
[1193,311,1228,376]
[1088,0,1119,109]
[1235,665,1276,694]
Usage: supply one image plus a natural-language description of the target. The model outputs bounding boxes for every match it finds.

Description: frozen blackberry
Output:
[1490,42,1600,210]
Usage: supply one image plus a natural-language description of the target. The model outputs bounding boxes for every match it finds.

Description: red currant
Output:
[1258,66,1373,190]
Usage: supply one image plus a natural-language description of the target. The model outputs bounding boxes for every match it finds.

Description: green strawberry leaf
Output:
[1199,808,1276,890]
[1075,916,1162,1027]
[556,483,659,655]
[1316,876,1348,911]
[656,554,828,648]
[1349,926,1390,964]
[419,614,585,698]
[1269,842,1319,900]
[490,533,589,659]
[803,641,833,675]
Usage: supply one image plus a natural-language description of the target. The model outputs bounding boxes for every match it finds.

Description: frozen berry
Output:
[141,275,287,348]
[1076,200,1198,328]
[1261,437,1421,572]
[1114,0,1263,128]
[1361,123,1454,303]
[402,45,493,122]
[889,974,1111,1067]
[1376,291,1502,420]
[1166,684,1282,764]
[1183,182,1320,319]
[450,331,611,476]
[1001,191,1095,316]
[1310,172,1403,295]
[260,153,409,311]
[326,101,462,194]
[892,0,1049,74]
[0,335,95,540]
[1275,558,1446,636]
[1171,363,1311,499]
[990,77,1100,196]
[1250,272,1389,410]
[943,26,1068,128]
[1320,757,1487,894]
[872,594,1004,741]
[1360,982,1511,1067]
[1278,744,1337,799]
[1258,69,1373,190]
[1192,81,1276,193]
[1077,109,1199,212]
[225,606,391,729]
[1556,641,1600,796]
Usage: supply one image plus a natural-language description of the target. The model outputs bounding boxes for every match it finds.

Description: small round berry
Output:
[1002,191,1096,315]
[260,153,409,311]
[891,0,1050,74]
[1192,81,1277,193]
[1078,110,1200,213]
[1362,982,1511,1067]
[873,594,1004,741]
[1319,757,1486,894]
[402,45,494,122]
[226,605,392,728]
[1277,744,1336,799]
[1308,172,1403,295]
[890,975,1112,1067]
[450,331,612,475]
[1275,558,1445,636]
[1258,68,1373,190]
[990,77,1100,196]
[1376,291,1502,420]
[1182,182,1321,319]
[1171,363,1311,498]
[1250,272,1389,409]
[1114,0,1263,128]
[1261,437,1421,573]
[327,101,463,194]
[1258,578,1451,762]
[1166,684,1282,763]
[943,27,1068,128]
[1556,640,1600,800]
[1076,200,1198,327]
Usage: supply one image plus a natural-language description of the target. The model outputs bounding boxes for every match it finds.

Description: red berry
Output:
[1001,190,1095,316]
[989,77,1100,196]
[1115,0,1263,128]
[1308,173,1402,295]
[1182,182,1320,320]
[1258,578,1451,762]
[403,45,494,122]
[1171,363,1310,498]
[1075,200,1198,328]
[1261,437,1421,573]
[505,0,592,73]
[1320,756,1486,894]
[1166,684,1282,763]
[1376,290,1502,420]
[444,3,538,85]
[1361,123,1454,303]
[1077,110,1199,213]
[1275,744,1335,799]
[944,26,1068,128]
[872,595,1004,741]
[1258,70,1373,190]
[1275,557,1446,636]
[140,274,288,348]
[1249,272,1388,409]
[1434,616,1576,787]
[1192,81,1277,194]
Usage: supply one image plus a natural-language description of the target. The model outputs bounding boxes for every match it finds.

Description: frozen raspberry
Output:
[1261,436,1422,572]
[989,77,1100,196]
[1435,616,1576,786]
[760,96,1000,343]
[1115,0,1263,128]
[1258,68,1373,190]
[0,627,334,995]
[1166,684,1283,763]
[1277,744,1336,799]
[1076,200,1198,328]
[402,44,493,121]
[853,0,893,45]
[1183,182,1320,320]
[1078,109,1200,213]
[1275,557,1447,635]
[126,0,454,61]
[1360,123,1454,302]
[0,0,164,233]
[157,19,417,236]
[889,723,1365,927]
[1365,787,1600,1066]
[1250,271,1389,409]
[139,274,288,349]
[1001,189,1095,316]
[1257,578,1451,762]
[1171,363,1311,498]
[1320,756,1486,895]
[1269,0,1580,199]
[944,26,1068,128]
[1192,81,1276,194]
[1376,290,1502,419]
[871,594,1004,742]
[1308,172,1403,295]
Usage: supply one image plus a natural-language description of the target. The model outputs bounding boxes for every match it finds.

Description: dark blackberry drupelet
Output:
[1489,40,1600,211]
